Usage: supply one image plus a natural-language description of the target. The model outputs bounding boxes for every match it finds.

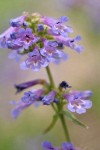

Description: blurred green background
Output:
[0,0,100,150]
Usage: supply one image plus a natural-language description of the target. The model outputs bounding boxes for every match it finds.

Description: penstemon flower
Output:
[20,47,49,71]
[11,89,44,119]
[15,79,48,93]
[0,12,93,149]
[64,90,92,114]
[42,90,57,105]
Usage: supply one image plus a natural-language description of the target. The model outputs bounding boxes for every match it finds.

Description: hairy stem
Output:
[59,113,71,142]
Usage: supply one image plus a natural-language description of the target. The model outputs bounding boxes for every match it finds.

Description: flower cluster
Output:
[11,80,92,118]
[0,13,83,71]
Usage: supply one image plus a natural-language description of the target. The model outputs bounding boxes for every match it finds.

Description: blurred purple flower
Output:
[42,141,76,150]
[40,40,68,64]
[12,100,32,119]
[42,90,57,105]
[0,27,18,48]
[17,28,40,49]
[15,79,48,93]
[64,90,92,114]
[0,27,18,39]
[12,89,44,118]
[21,91,36,103]
[6,40,23,50]
[42,141,54,150]
[20,47,49,71]
[42,16,72,37]
[56,35,83,53]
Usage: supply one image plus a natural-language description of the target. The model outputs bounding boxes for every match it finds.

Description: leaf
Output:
[62,110,88,128]
[43,114,58,134]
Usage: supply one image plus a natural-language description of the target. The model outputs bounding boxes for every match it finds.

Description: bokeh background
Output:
[0,0,100,150]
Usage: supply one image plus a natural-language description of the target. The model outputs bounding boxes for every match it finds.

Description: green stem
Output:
[45,66,71,142]
[46,66,55,88]
[59,113,71,142]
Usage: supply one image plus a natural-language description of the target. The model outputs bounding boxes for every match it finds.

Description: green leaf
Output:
[43,114,58,134]
[62,110,88,128]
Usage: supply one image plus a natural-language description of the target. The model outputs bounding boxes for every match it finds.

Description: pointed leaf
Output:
[62,110,88,128]
[43,114,58,134]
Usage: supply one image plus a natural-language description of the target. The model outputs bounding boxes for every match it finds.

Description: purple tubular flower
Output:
[42,16,68,26]
[41,16,57,27]
[0,27,17,39]
[42,16,72,37]
[12,89,44,118]
[0,27,18,48]
[21,89,44,103]
[21,91,35,103]
[56,36,83,53]
[6,40,23,50]
[40,40,68,64]
[17,28,40,49]
[42,90,57,105]
[20,47,49,71]
[50,23,72,37]
[12,100,32,119]
[80,90,93,98]
[15,79,48,93]
[67,36,83,53]
[10,15,27,27]
[64,90,93,114]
